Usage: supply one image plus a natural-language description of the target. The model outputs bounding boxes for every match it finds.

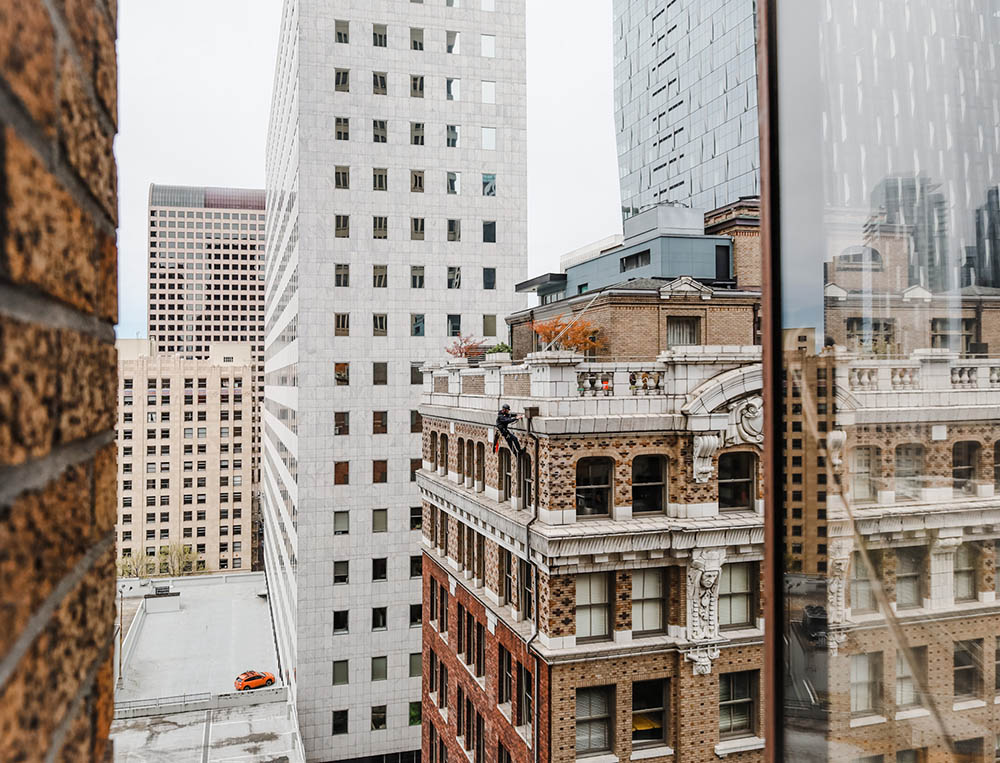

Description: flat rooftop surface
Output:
[111,701,298,762]
[117,573,280,701]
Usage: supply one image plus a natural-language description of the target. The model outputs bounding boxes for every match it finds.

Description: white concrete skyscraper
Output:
[263,1,526,760]
[613,0,759,218]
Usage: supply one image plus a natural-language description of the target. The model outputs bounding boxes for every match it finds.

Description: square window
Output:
[410,27,423,50]
[332,709,348,735]
[373,460,388,483]
[411,266,425,288]
[371,656,388,680]
[411,217,425,240]
[373,362,388,385]
[447,314,462,337]
[335,166,350,189]
[410,555,422,577]
[334,610,349,633]
[335,19,349,43]
[373,508,388,532]
[371,705,387,731]
[333,659,349,685]
[334,68,349,92]
[372,23,387,47]
[335,214,349,238]
[334,313,349,337]
[335,117,349,140]
[334,461,349,485]
[409,652,422,677]
[334,560,349,584]
[483,314,497,336]
[335,412,349,435]
[409,603,422,626]
[335,263,349,286]
[411,364,423,385]
[372,558,388,581]
[373,410,388,434]
[334,511,349,535]
[372,607,388,630]
[411,314,425,337]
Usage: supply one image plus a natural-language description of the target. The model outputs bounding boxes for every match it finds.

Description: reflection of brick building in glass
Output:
[417,206,771,762]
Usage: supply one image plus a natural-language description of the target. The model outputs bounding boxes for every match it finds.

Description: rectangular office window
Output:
[334,313,349,337]
[410,74,424,97]
[447,267,461,289]
[411,218,425,240]
[372,71,387,95]
[335,117,349,140]
[372,216,388,239]
[335,166,350,189]
[446,78,460,100]
[446,124,459,147]
[373,265,388,288]
[631,569,664,634]
[334,68,349,92]
[482,80,496,103]
[481,127,496,150]
[335,215,349,238]
[483,315,497,336]
[575,572,610,640]
[849,653,882,714]
[480,34,495,57]
[373,167,387,191]
[372,24,386,47]
[334,412,349,436]
[447,314,461,337]
[411,169,424,192]
[719,671,756,738]
[373,314,387,337]
[411,266,425,288]
[447,172,460,195]
[483,267,496,290]
[483,221,496,243]
[410,122,424,145]
[373,363,388,385]
[410,27,423,50]
[372,411,388,434]
[482,173,496,196]
[411,314,425,337]
[334,19,349,43]
[335,263,349,286]
[576,687,612,754]
[372,120,387,143]
[448,219,461,241]
[954,640,983,699]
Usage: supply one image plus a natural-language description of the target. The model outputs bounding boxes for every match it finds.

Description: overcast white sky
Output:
[115,0,622,338]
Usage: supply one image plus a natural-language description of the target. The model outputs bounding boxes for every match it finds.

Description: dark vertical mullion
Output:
[757,0,784,760]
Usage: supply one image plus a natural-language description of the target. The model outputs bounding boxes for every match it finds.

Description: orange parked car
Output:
[234,670,275,691]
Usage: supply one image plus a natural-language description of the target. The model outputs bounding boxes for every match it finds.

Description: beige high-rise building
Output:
[146,183,265,567]
[115,339,253,575]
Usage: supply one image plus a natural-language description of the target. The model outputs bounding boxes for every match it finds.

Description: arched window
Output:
[498,448,512,502]
[632,455,666,513]
[430,431,438,469]
[576,458,613,517]
[718,452,756,511]
[475,442,485,492]
[465,440,475,485]
[518,452,533,507]
[895,444,924,500]
[995,442,1000,489]
[456,437,465,478]
[953,441,980,494]
[440,434,449,475]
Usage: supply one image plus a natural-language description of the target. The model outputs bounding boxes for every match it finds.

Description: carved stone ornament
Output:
[826,539,853,627]
[687,548,726,642]
[692,433,721,483]
[725,396,764,447]
[685,644,721,675]
[827,430,847,466]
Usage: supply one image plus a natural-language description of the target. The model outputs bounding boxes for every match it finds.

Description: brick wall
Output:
[0,0,119,758]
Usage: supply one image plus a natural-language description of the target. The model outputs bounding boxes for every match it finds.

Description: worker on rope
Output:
[494,404,523,457]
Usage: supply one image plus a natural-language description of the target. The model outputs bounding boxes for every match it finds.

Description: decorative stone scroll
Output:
[692,433,721,483]
[826,539,853,628]
[685,644,721,675]
[827,430,846,466]
[725,396,764,447]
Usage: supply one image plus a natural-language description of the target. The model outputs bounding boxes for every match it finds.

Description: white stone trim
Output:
[894,707,930,720]
[953,698,986,711]
[714,736,765,756]
[630,745,674,760]
[848,714,886,728]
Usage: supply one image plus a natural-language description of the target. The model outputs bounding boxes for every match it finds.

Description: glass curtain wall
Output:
[763,0,1000,760]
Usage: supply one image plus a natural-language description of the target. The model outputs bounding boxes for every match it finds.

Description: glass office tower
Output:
[612,0,759,219]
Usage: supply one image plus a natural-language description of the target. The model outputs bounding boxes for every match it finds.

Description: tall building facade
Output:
[263,0,528,759]
[612,0,759,218]
[147,183,266,568]
[419,245,766,762]
[115,340,254,575]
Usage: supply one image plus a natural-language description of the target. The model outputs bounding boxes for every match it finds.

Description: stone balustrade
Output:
[840,350,1000,393]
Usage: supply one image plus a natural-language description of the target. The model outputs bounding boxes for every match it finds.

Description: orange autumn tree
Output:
[532,314,606,354]
[445,334,488,358]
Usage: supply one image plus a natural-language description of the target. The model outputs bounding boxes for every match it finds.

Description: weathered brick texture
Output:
[0,0,118,758]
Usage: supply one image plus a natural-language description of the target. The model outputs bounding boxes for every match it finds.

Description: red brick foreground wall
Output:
[0,0,119,759]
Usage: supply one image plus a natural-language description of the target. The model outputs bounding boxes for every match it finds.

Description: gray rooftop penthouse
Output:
[517,200,761,304]
[149,183,265,210]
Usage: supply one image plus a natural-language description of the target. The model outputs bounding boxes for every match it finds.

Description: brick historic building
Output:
[416,218,768,763]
